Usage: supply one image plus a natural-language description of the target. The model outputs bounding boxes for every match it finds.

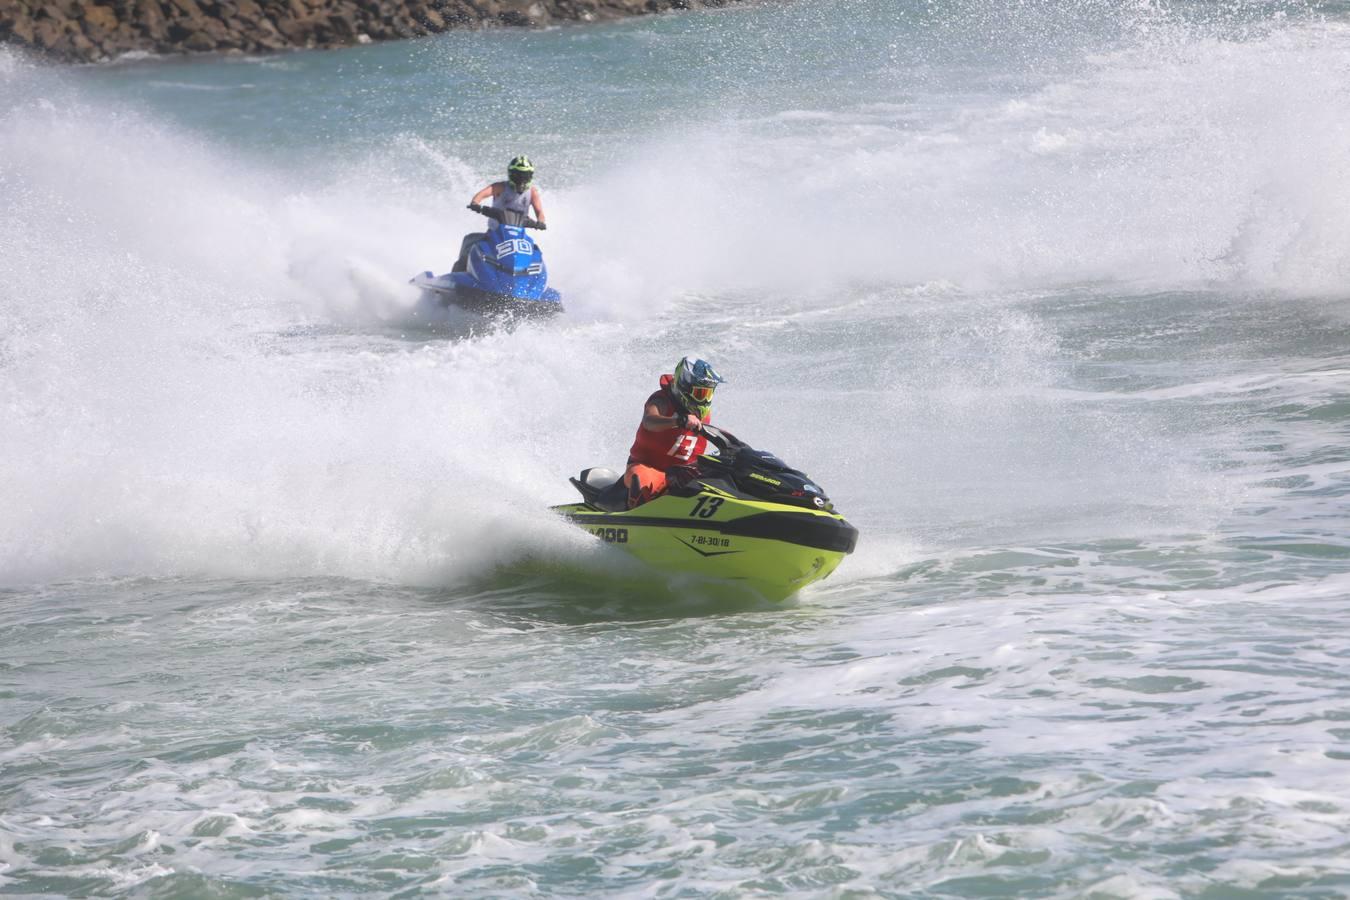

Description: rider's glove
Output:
[534,222,547,230]
[468,203,483,213]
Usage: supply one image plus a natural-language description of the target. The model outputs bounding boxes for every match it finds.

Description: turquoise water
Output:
[3,1,1350,895]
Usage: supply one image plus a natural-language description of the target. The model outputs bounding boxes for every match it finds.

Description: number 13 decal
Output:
[667,434,699,462]
[689,496,724,518]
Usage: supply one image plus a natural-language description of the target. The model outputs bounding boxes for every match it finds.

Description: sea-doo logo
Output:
[496,239,533,259]
[748,472,782,486]
[589,526,628,544]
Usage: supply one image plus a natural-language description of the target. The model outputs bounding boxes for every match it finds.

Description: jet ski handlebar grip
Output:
[468,204,504,221]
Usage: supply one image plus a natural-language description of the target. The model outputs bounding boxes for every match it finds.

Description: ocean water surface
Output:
[3,0,1350,895]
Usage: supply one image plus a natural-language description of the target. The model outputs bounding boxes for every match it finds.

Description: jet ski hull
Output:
[551,492,858,603]
[411,271,562,316]
[410,214,563,317]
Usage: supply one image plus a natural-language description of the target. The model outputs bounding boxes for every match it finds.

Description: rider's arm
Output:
[641,401,700,432]
[530,187,546,225]
[641,400,681,432]
[469,183,501,205]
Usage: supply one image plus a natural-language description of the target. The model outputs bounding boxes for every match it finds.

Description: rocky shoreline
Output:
[0,0,743,64]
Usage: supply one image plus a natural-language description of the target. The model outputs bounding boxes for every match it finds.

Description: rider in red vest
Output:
[625,357,726,509]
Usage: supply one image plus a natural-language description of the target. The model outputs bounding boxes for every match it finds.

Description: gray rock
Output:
[0,0,761,63]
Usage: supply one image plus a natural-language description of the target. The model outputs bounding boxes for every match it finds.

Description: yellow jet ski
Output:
[551,426,858,602]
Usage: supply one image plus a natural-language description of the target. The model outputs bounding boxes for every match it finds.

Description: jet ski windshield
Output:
[698,426,834,512]
[701,427,787,473]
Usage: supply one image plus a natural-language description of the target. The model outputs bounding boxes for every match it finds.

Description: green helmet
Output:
[672,357,725,419]
[507,155,534,190]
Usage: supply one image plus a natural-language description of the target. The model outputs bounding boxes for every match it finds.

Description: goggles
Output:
[689,384,716,403]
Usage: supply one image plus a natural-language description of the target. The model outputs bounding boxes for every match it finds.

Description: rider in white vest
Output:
[454,156,548,272]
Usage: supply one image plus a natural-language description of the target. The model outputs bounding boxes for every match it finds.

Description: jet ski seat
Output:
[570,467,630,513]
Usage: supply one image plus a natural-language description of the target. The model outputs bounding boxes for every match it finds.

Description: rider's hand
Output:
[534,221,547,230]
[683,414,702,432]
[467,203,483,213]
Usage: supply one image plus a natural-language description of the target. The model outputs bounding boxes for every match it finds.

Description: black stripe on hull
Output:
[439,288,561,316]
[563,510,859,554]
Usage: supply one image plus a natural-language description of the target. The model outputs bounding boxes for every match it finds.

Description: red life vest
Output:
[627,374,710,470]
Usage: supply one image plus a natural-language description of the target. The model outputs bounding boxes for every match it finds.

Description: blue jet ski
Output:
[411,205,563,316]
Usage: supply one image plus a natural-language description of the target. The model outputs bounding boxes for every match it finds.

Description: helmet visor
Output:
[689,384,716,403]
[509,171,533,188]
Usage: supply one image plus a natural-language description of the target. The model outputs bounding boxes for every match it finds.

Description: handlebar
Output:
[699,424,739,450]
[468,204,546,230]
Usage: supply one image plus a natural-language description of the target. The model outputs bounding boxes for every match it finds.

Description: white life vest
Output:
[493,182,536,217]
